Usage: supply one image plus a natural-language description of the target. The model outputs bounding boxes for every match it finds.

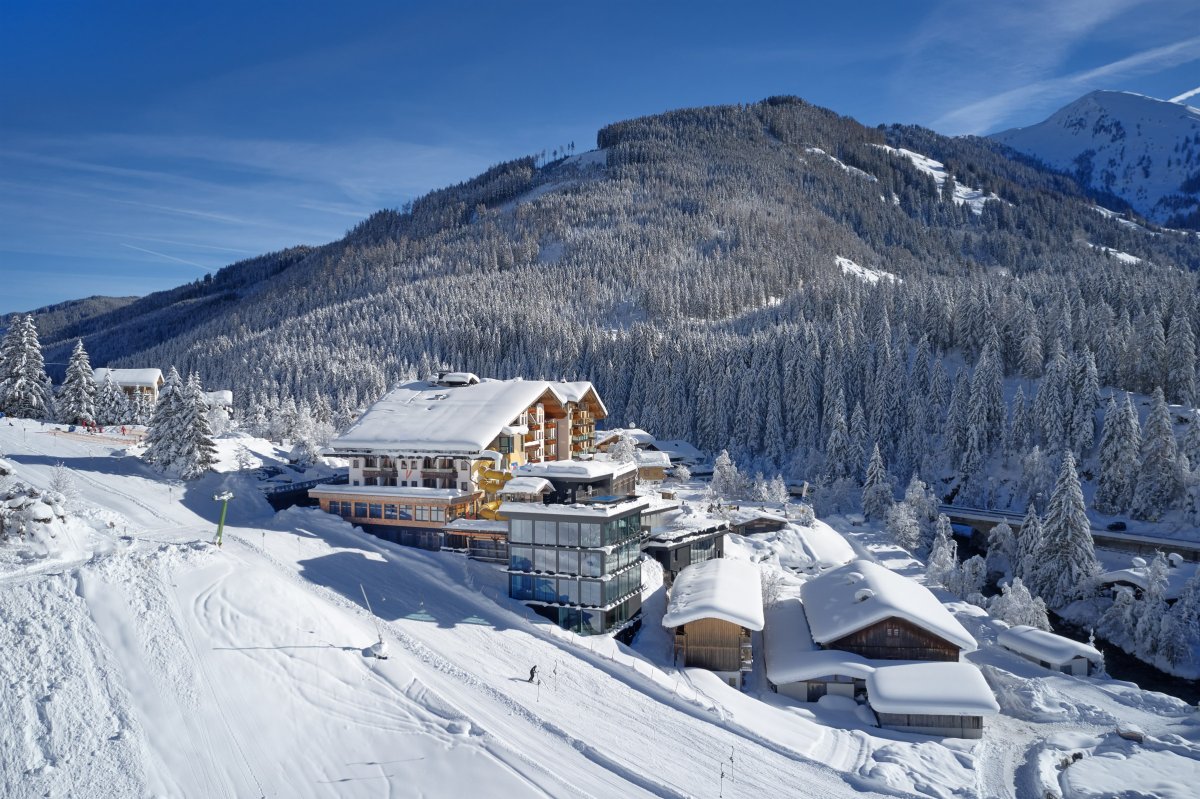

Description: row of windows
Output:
[509,567,640,607]
[353,479,471,491]
[530,595,640,636]
[327,500,457,523]
[510,540,640,577]
[357,457,467,470]
[509,513,642,548]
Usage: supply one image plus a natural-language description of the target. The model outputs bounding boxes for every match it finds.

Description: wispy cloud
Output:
[934,35,1200,133]
[119,243,211,270]
[1170,86,1200,104]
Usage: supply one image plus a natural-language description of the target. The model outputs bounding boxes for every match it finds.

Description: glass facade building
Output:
[506,498,647,635]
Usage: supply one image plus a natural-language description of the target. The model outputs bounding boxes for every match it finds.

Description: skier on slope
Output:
[528,665,538,683]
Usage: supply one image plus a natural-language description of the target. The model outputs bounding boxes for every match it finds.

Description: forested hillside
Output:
[21,97,1200,508]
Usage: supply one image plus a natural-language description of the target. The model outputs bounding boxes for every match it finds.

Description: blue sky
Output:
[2,0,1197,313]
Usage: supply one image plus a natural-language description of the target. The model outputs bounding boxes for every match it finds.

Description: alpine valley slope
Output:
[992,90,1200,228]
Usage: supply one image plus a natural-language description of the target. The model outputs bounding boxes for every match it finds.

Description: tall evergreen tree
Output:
[1159,569,1200,671]
[985,520,1016,578]
[0,314,52,420]
[1014,505,1045,593]
[926,514,958,588]
[177,373,218,480]
[1131,387,1182,521]
[1094,394,1141,514]
[861,442,893,521]
[1038,452,1100,608]
[95,373,130,426]
[142,367,186,472]
[57,340,96,425]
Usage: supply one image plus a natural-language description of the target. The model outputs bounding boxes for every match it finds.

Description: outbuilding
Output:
[997,624,1104,676]
[867,662,999,739]
[663,558,764,688]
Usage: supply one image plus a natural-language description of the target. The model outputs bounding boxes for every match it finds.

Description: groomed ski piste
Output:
[2,419,1199,798]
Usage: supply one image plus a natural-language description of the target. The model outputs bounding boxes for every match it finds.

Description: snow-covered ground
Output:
[838,256,900,285]
[3,420,1199,798]
[871,145,1002,215]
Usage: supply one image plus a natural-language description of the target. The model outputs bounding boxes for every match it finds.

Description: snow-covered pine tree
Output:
[1094,394,1140,514]
[1097,587,1138,647]
[94,373,130,426]
[1131,387,1182,521]
[885,502,921,552]
[950,555,987,600]
[1184,411,1200,468]
[1019,445,1055,513]
[1038,452,1100,608]
[823,401,854,483]
[926,514,957,588]
[988,577,1051,630]
[766,475,789,504]
[1158,569,1200,671]
[176,373,218,480]
[608,432,639,464]
[1014,505,1044,592]
[1165,310,1196,407]
[985,520,1016,578]
[57,340,97,425]
[1006,385,1032,456]
[710,449,742,499]
[1133,551,1170,660]
[1068,351,1099,457]
[142,367,186,472]
[0,314,53,420]
[861,442,893,521]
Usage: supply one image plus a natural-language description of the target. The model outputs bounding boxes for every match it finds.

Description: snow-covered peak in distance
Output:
[991,90,1200,228]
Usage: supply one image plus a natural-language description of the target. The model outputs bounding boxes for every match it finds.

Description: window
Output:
[460,481,468,491]
[558,550,579,575]
[582,551,602,577]
[510,519,532,543]
[431,507,445,523]
[326,501,341,515]
[368,503,383,519]
[560,522,580,547]
[510,575,533,600]
[497,436,513,454]
[352,480,360,487]
[534,577,556,603]
[510,546,533,572]
[416,506,429,522]
[580,580,601,607]
[563,579,580,604]
[580,523,601,547]
[398,505,413,520]
[353,502,367,517]
[534,548,556,572]
[534,520,556,545]
[384,504,398,520]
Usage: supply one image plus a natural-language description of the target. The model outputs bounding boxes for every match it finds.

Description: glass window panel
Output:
[398,505,413,520]
[416,506,429,521]
[534,577,556,602]
[431,507,445,522]
[582,551,602,577]
[581,580,601,606]
[510,575,533,600]
[558,550,579,574]
[384,504,398,520]
[582,609,605,635]
[534,548,555,572]
[353,502,367,517]
[534,520,556,545]
[556,579,572,604]
[368,503,383,519]
[561,522,580,547]
[580,523,600,547]
[510,546,532,572]
[565,580,580,604]
[510,519,532,543]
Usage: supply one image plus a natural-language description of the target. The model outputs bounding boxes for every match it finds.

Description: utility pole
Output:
[213,491,233,547]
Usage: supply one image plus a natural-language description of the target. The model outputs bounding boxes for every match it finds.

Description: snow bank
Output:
[837,256,899,285]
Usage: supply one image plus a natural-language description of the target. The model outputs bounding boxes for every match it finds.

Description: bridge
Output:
[939,504,1200,563]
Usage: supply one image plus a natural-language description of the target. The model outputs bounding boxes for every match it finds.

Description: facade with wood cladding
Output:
[826,617,962,662]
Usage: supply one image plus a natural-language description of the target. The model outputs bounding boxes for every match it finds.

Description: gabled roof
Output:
[867,662,999,716]
[800,560,977,653]
[597,427,655,446]
[93,368,163,388]
[763,597,878,685]
[997,625,1103,666]
[331,378,563,454]
[662,558,764,631]
[553,381,608,417]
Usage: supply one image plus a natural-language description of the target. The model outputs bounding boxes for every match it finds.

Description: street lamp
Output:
[213,491,234,547]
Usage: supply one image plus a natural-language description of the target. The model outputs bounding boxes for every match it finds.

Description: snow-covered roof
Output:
[92,368,163,388]
[997,625,1104,666]
[598,427,656,446]
[331,378,563,454]
[499,497,649,519]
[1098,561,1198,601]
[647,439,705,463]
[497,476,553,495]
[443,518,508,533]
[790,521,856,570]
[867,663,999,717]
[800,560,977,653]
[203,390,234,406]
[553,381,608,416]
[763,597,877,685]
[647,505,728,544]
[517,459,636,481]
[309,485,473,501]
[635,450,672,467]
[662,558,764,631]
[729,508,788,526]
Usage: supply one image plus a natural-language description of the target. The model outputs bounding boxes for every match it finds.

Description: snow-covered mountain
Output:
[992,90,1200,228]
